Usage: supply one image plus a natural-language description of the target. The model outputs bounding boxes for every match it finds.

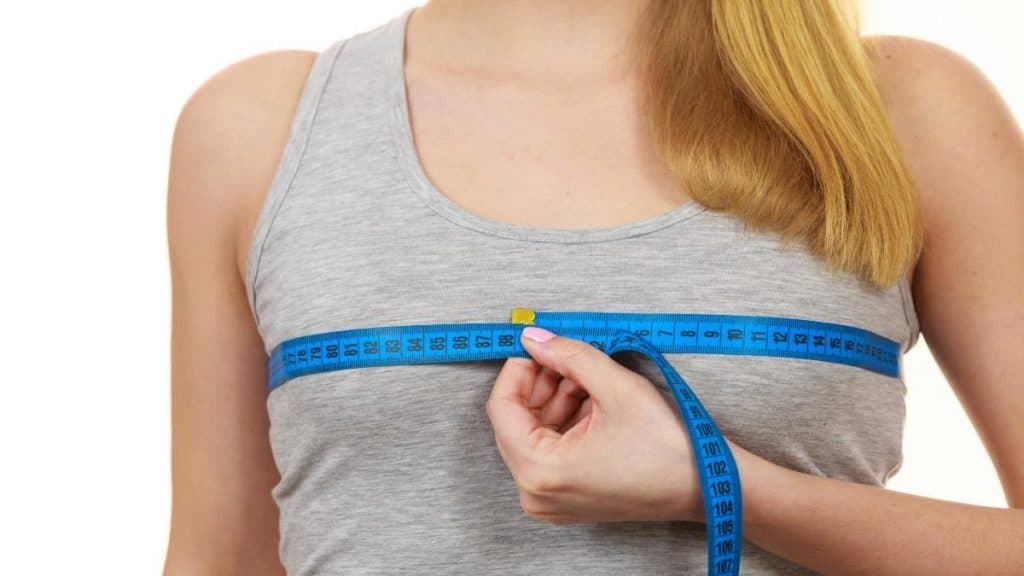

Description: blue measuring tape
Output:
[267,308,901,576]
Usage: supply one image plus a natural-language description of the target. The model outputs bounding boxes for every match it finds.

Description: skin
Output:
[163,1,1024,573]
[164,50,313,575]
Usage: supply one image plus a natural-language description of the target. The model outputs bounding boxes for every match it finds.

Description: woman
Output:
[163,1,1024,574]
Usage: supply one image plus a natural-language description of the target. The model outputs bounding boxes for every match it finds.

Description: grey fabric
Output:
[244,7,920,575]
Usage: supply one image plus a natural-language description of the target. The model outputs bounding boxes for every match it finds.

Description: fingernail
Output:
[522,326,556,343]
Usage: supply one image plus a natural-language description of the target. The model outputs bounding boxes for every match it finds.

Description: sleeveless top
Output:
[244,7,920,575]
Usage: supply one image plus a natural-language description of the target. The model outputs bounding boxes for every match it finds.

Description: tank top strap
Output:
[245,9,412,337]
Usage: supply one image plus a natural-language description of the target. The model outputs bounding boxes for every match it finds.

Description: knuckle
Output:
[519,494,566,525]
[519,485,574,525]
[520,500,569,522]
[518,491,544,517]
[521,465,565,496]
[517,472,540,496]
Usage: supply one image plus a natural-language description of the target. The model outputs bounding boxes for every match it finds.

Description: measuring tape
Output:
[267,308,901,576]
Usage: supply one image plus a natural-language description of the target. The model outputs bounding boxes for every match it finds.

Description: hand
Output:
[485,326,704,525]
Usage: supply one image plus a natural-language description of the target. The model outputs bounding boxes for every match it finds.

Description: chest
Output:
[402,61,693,230]
[262,215,912,487]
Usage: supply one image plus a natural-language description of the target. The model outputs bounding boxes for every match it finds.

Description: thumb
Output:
[518,326,634,403]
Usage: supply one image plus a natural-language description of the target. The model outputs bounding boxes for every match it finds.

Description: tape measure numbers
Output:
[266,308,902,576]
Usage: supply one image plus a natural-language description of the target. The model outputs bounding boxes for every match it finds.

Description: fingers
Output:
[538,378,589,431]
[486,356,562,464]
[561,395,593,432]
[528,366,562,410]
[520,329,636,403]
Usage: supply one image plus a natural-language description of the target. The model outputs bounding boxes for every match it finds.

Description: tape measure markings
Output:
[268,312,900,391]
[603,330,742,575]
[264,308,902,576]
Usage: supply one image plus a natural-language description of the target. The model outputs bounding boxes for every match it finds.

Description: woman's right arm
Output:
[163,50,317,575]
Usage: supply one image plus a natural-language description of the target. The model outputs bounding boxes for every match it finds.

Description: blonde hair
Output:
[632,0,922,288]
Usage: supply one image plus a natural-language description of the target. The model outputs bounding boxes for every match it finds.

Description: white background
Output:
[0,1,1020,573]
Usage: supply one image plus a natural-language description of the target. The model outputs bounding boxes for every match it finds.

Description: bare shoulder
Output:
[164,50,320,574]
[861,37,1024,507]
[169,49,319,284]
[859,35,1023,287]
[860,34,1009,128]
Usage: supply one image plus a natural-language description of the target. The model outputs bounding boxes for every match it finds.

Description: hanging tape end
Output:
[510,307,536,325]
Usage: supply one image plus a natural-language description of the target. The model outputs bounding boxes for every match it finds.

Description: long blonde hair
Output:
[632,0,921,288]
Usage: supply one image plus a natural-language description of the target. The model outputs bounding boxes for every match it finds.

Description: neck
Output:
[410,0,652,83]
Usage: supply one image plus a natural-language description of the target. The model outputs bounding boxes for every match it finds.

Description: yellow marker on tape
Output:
[510,307,535,325]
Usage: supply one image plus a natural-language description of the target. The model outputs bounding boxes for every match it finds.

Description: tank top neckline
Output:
[384,6,708,244]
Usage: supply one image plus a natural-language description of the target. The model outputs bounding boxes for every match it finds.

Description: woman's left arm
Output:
[734,35,1024,575]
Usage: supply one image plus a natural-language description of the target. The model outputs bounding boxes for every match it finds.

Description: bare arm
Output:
[728,35,1024,575]
[163,49,317,575]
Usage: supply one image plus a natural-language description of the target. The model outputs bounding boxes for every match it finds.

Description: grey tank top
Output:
[244,7,920,575]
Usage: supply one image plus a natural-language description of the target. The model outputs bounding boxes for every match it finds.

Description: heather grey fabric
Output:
[244,7,920,575]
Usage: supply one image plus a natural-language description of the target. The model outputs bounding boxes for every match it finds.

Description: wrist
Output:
[725,438,792,531]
